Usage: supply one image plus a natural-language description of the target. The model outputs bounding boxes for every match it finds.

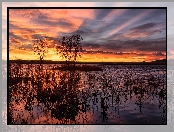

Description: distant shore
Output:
[8,59,166,65]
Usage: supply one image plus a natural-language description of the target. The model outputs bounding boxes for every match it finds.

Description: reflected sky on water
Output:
[8,64,166,124]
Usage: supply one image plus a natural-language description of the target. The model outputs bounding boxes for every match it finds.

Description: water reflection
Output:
[8,63,166,124]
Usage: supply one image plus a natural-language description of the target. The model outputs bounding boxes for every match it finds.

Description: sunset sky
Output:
[9,8,166,62]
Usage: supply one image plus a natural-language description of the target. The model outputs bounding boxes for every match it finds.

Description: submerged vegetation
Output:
[8,63,166,124]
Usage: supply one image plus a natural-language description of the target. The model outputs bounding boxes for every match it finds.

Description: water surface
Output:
[8,64,166,124]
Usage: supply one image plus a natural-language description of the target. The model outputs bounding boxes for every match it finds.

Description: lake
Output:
[8,63,166,124]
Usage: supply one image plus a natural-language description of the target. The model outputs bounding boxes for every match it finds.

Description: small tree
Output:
[32,37,50,70]
[56,35,83,63]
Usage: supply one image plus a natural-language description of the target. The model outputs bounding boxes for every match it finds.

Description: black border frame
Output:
[7,6,167,125]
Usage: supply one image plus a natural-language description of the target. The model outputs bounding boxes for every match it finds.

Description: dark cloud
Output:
[68,20,107,41]
[101,41,123,51]
[131,9,166,26]
[37,12,48,20]
[124,39,166,52]
[149,9,166,19]
[9,32,26,44]
[130,22,165,34]
[97,39,166,52]
[72,29,87,35]
[32,18,74,28]
[82,43,101,49]
[109,22,165,40]
[70,26,93,37]
[18,44,33,50]
[135,40,166,52]
[55,20,73,28]
[9,38,21,44]
[9,22,18,29]
[130,22,157,31]
[125,9,146,16]
[135,53,146,56]
[95,9,113,20]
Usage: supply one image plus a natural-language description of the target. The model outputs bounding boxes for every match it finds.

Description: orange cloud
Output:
[9,9,95,42]
[38,9,95,20]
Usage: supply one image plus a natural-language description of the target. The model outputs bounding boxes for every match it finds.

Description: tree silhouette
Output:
[56,35,83,62]
[32,37,50,70]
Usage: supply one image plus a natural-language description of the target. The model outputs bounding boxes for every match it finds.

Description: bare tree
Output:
[56,35,83,63]
[32,37,50,70]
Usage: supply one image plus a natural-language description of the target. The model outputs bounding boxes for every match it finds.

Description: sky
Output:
[7,6,167,62]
